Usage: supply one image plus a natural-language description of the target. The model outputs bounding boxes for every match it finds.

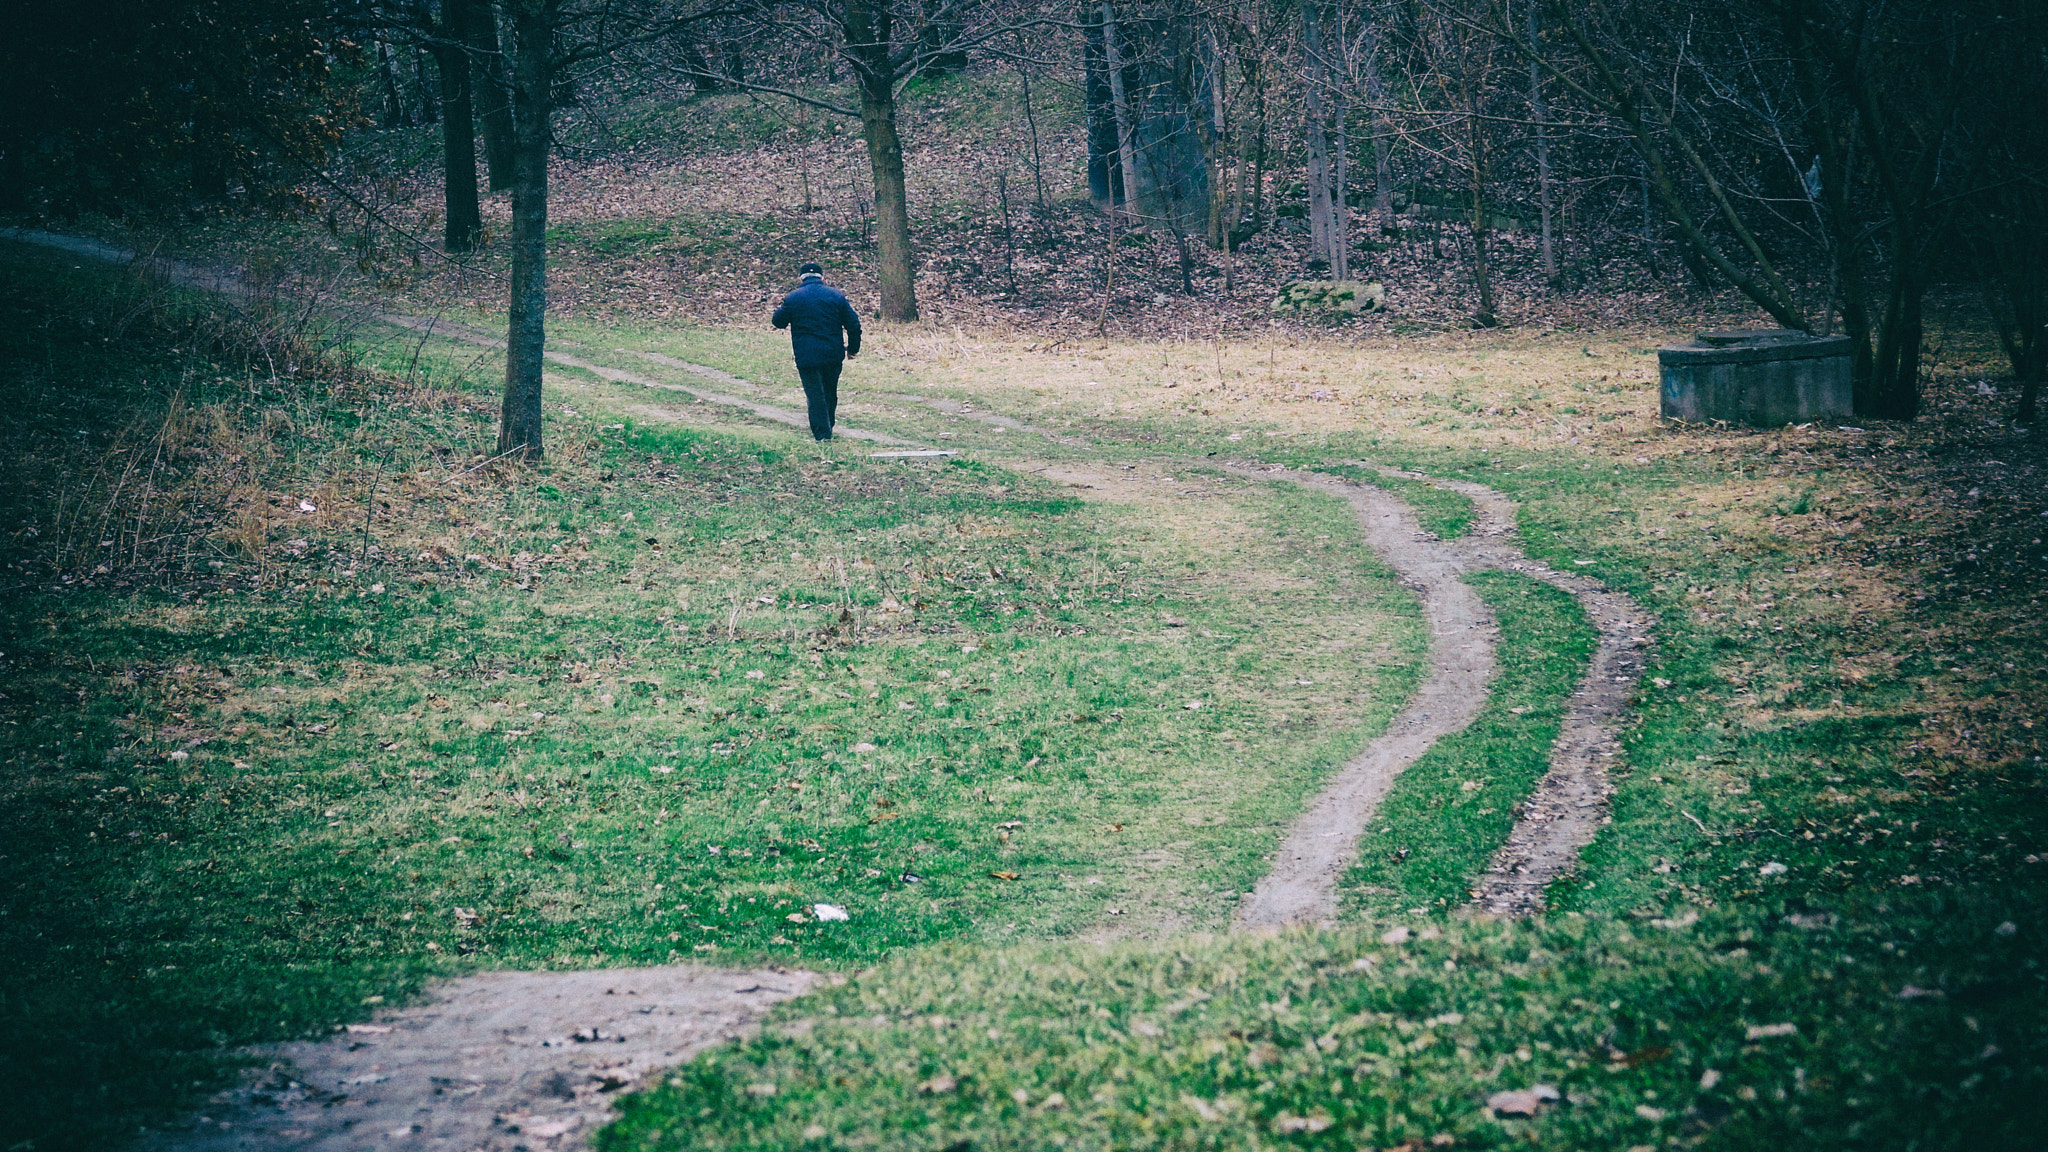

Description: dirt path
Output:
[1229,462,1653,928]
[1228,465,1498,930]
[9,227,1647,1141]
[135,966,816,1152]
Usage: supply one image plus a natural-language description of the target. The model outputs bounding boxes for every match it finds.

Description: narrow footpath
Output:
[3,228,1651,1150]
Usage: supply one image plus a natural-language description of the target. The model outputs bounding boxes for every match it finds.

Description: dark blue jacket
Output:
[771,280,862,367]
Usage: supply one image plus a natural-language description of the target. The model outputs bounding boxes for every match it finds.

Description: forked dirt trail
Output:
[8,229,1648,1147]
[1227,466,1497,929]
[1228,463,1654,928]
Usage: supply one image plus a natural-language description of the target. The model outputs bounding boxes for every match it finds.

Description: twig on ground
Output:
[446,446,526,481]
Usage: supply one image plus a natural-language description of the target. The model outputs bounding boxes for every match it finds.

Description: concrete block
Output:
[1658,329,1853,427]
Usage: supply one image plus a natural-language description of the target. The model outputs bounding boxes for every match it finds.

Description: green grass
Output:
[561,321,2048,1150]
[10,221,2048,1152]
[0,246,1434,1150]
[1344,573,1598,915]
[599,890,2048,1152]
[1314,464,1479,540]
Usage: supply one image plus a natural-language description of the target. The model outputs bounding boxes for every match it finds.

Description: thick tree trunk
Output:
[1866,264,1925,419]
[432,0,481,253]
[498,0,555,462]
[844,0,918,320]
[1302,0,1339,274]
[468,0,516,192]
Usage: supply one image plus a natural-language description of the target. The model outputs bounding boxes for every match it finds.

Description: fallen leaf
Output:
[1745,1022,1798,1039]
[514,1116,578,1139]
[1486,1085,1559,1115]
[996,820,1022,829]
[917,1074,957,1094]
[989,871,1020,881]
[344,1024,392,1035]
[814,903,850,921]
[1380,926,1412,945]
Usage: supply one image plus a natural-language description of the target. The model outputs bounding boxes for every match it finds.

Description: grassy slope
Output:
[573,314,2048,1148]
[0,245,1432,1150]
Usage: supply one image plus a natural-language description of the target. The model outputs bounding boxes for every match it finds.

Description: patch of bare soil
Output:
[136,965,815,1152]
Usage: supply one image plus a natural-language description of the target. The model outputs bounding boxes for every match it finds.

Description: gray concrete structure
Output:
[1658,329,1854,427]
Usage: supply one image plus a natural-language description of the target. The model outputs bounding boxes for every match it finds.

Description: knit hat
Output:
[798,261,823,281]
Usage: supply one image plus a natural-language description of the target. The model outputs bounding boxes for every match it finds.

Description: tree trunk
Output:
[1330,43,1348,280]
[1203,26,1229,249]
[1302,0,1338,274]
[377,39,407,128]
[498,0,555,463]
[1467,115,1496,326]
[1101,2,1142,225]
[432,0,482,253]
[844,0,918,320]
[1359,22,1390,220]
[414,46,440,124]
[1528,0,1554,283]
[1083,8,1118,212]
[469,0,516,192]
[1866,263,1925,419]
[1019,61,1048,208]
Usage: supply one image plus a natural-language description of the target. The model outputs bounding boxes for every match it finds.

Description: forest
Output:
[0,1,2044,1150]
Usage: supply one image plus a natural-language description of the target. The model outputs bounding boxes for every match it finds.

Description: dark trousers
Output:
[797,361,842,440]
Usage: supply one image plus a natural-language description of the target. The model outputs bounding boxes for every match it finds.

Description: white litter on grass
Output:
[1746,1022,1798,1039]
[1759,861,1788,876]
[298,500,318,513]
[814,903,850,922]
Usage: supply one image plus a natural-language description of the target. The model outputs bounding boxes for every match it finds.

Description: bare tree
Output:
[1302,0,1347,278]
[629,0,1068,321]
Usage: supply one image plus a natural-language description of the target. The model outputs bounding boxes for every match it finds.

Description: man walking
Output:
[771,262,862,441]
